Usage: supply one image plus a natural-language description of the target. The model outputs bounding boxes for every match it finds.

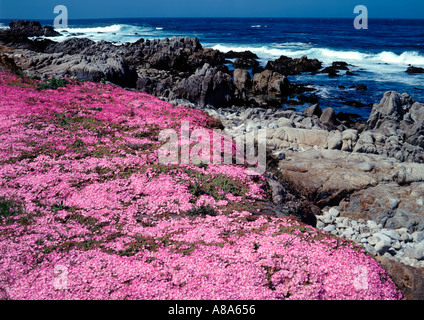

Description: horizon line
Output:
[1,16,424,21]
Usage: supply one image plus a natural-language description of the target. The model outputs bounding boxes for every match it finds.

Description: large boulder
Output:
[233,68,251,100]
[252,70,290,96]
[266,55,322,75]
[171,63,235,108]
[376,256,424,300]
[365,91,424,162]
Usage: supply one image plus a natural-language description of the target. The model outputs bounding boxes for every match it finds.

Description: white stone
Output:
[367,236,379,246]
[323,225,336,233]
[412,231,424,243]
[343,227,355,237]
[367,220,378,229]
[380,229,401,241]
[374,232,393,244]
[328,207,340,218]
[400,233,412,242]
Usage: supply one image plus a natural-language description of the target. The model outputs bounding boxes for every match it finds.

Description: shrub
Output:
[36,77,69,91]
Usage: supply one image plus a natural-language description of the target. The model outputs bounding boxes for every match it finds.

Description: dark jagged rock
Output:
[136,76,173,97]
[233,68,251,100]
[0,31,55,52]
[171,63,235,108]
[344,100,366,108]
[332,61,349,70]
[297,94,319,104]
[266,55,322,75]
[320,61,351,77]
[0,53,23,75]
[224,50,259,59]
[320,66,340,77]
[406,66,424,74]
[9,20,61,37]
[46,38,96,55]
[233,57,259,69]
[356,84,368,91]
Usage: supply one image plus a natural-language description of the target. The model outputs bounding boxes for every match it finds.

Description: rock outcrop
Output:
[171,63,235,107]
[252,70,290,96]
[8,20,61,37]
[266,55,322,75]
[27,52,138,88]
[406,66,424,74]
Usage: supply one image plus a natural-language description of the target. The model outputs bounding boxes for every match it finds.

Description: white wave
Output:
[61,24,125,34]
[155,27,164,30]
[251,25,261,28]
[211,43,424,73]
[42,23,164,43]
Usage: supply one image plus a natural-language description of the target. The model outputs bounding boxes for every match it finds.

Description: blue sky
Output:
[0,0,423,19]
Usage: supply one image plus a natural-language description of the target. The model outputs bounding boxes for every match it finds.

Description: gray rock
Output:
[323,225,336,233]
[375,241,391,255]
[367,236,379,246]
[319,107,336,126]
[342,227,355,237]
[412,231,424,243]
[404,243,424,261]
[304,104,322,117]
[233,68,251,100]
[380,229,401,241]
[374,232,393,244]
[317,221,325,229]
[252,70,290,96]
[365,244,377,256]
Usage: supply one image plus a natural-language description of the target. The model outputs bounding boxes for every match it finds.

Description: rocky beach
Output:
[0,20,423,300]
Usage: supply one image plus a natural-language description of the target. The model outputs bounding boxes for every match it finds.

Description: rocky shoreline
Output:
[1,20,424,299]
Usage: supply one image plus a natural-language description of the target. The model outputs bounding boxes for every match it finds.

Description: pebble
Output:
[316,206,424,268]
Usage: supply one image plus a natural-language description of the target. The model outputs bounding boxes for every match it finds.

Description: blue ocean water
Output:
[1,17,424,118]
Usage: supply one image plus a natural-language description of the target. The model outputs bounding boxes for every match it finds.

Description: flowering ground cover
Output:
[0,71,402,300]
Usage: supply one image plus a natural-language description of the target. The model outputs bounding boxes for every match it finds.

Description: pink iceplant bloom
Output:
[0,72,402,300]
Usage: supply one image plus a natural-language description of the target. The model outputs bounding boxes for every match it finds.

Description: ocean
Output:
[1,17,424,118]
